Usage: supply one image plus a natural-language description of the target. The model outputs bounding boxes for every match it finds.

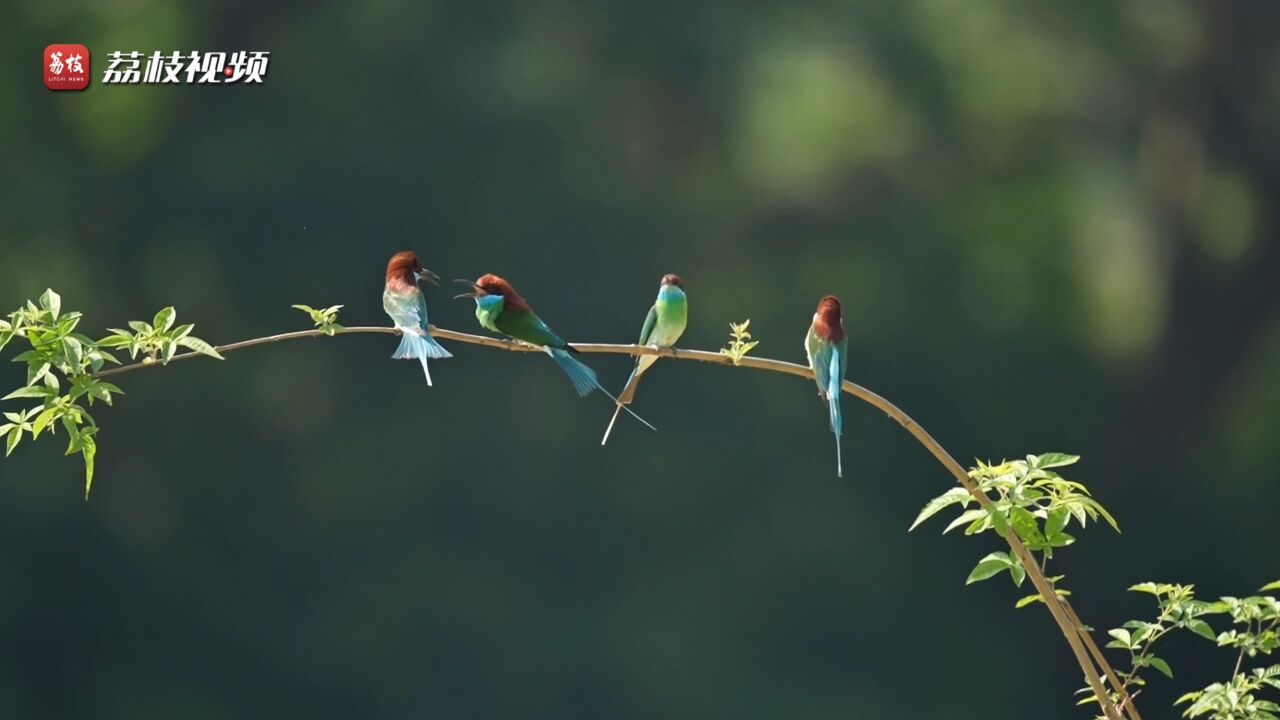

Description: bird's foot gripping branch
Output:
[4,288,1275,720]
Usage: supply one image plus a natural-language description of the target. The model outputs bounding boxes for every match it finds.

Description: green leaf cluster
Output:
[909,453,1118,600]
[292,304,345,336]
[1176,666,1280,719]
[98,306,223,364]
[1,290,220,498]
[1091,581,1280,720]
[718,319,759,366]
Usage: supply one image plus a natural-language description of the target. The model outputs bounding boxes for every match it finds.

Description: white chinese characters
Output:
[48,51,83,75]
[101,51,270,84]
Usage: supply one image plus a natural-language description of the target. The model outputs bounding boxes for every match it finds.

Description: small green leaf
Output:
[62,336,83,370]
[6,426,22,456]
[1016,593,1045,609]
[177,336,224,360]
[128,320,152,334]
[1106,628,1132,649]
[1261,580,1280,592]
[943,508,988,534]
[1035,452,1080,469]
[1085,498,1121,532]
[966,552,1012,585]
[81,433,96,500]
[26,361,52,388]
[1045,507,1070,539]
[1148,656,1173,678]
[909,487,971,531]
[3,386,55,401]
[153,307,176,332]
[63,421,83,454]
[1009,506,1043,544]
[98,331,134,348]
[1009,558,1026,587]
[1187,619,1217,641]
[989,507,1010,536]
[39,288,61,320]
[32,406,62,438]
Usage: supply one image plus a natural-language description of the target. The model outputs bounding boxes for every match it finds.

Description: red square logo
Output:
[44,44,90,91]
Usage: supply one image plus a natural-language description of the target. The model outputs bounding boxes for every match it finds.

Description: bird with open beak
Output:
[383,251,452,385]
[454,273,655,431]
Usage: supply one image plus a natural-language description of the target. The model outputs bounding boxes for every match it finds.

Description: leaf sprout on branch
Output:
[292,303,345,336]
[718,319,759,366]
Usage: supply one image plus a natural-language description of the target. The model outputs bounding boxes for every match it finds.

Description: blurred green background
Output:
[3,1,1279,717]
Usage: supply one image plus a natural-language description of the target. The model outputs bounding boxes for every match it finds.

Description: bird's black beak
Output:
[452,278,480,300]
[418,268,440,286]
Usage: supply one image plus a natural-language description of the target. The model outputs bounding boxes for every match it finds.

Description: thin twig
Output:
[1232,620,1250,679]
[90,323,1128,720]
[1063,599,1143,720]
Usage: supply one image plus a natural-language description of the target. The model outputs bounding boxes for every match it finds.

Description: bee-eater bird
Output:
[601,273,688,445]
[383,251,452,385]
[805,295,848,478]
[454,273,655,431]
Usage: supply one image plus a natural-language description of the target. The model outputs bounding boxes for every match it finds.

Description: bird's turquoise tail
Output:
[827,352,844,478]
[393,330,453,386]
[549,348,599,397]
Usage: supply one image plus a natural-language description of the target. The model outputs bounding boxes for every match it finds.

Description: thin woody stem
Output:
[1063,600,1143,720]
[90,324,1128,720]
[1232,620,1251,678]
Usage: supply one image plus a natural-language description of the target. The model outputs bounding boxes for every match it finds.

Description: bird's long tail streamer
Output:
[601,360,649,445]
[601,403,625,446]
[393,329,453,386]
[549,349,656,432]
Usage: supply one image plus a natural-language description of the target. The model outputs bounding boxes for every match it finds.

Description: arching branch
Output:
[90,324,1128,720]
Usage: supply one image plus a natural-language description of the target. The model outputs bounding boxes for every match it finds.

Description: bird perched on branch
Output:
[454,273,654,431]
[805,295,848,478]
[382,251,452,385]
[601,273,687,445]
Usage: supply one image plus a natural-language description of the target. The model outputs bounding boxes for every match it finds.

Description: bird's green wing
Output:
[496,309,570,350]
[637,305,658,345]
